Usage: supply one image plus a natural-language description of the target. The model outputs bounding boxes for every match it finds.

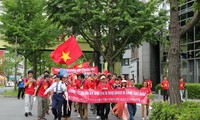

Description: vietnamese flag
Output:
[73,61,91,68]
[50,35,83,65]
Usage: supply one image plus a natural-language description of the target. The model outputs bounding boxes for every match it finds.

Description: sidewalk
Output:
[151,94,200,102]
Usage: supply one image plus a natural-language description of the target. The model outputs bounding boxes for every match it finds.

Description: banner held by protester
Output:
[68,87,148,104]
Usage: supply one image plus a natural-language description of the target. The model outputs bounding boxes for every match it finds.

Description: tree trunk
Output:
[108,59,114,74]
[32,52,37,79]
[94,51,101,72]
[168,0,181,105]
[24,56,27,77]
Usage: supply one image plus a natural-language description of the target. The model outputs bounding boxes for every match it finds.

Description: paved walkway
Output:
[0,97,144,120]
[0,87,199,120]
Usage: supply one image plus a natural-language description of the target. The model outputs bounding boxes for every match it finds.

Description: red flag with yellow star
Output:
[73,61,91,68]
[50,35,83,65]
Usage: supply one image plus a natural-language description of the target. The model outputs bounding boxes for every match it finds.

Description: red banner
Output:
[68,87,148,104]
[52,67,98,75]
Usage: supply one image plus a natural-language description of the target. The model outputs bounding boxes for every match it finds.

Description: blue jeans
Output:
[127,103,137,120]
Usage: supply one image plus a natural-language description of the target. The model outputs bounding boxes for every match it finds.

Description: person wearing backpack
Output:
[17,76,25,99]
[24,70,36,117]
[34,74,51,120]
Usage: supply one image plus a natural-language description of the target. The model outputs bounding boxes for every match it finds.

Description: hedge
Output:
[154,83,200,99]
[150,101,200,120]
[186,83,200,99]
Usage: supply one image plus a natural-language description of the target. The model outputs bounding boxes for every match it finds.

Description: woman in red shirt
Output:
[112,80,129,120]
[179,77,185,101]
[140,81,151,120]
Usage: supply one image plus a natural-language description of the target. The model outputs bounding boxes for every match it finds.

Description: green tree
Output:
[46,0,167,73]
[0,0,61,78]
[168,1,200,104]
[0,51,22,89]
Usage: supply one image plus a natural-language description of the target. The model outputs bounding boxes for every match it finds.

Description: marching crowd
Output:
[17,70,185,120]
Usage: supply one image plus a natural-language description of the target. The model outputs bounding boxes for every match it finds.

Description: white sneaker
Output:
[77,114,80,118]
[142,118,145,120]
[96,116,100,119]
[147,116,149,120]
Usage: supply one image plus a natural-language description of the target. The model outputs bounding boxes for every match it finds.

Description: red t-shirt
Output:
[85,80,97,89]
[97,82,111,90]
[161,80,169,90]
[140,87,151,103]
[72,79,81,89]
[146,80,152,89]
[179,80,185,90]
[140,87,151,94]
[37,80,50,98]
[109,79,115,86]
[24,78,36,95]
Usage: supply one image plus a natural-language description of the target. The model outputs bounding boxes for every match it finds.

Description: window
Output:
[195,50,200,58]
[122,59,129,66]
[187,29,194,42]
[187,50,194,59]
[195,42,200,49]
[187,11,194,18]
[195,23,200,41]
[187,43,194,50]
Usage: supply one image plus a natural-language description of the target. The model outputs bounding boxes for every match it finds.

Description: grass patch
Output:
[2,89,18,97]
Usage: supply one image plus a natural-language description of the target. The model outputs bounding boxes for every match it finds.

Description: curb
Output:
[0,95,17,98]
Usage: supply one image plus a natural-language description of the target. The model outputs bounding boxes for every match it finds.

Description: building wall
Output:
[139,42,150,83]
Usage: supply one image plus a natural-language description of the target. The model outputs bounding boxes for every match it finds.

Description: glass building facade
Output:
[179,0,200,83]
[161,0,200,83]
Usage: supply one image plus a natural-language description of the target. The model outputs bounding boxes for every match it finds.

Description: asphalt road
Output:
[0,96,145,120]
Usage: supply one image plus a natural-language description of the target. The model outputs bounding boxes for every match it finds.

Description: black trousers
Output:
[96,103,101,116]
[63,100,72,117]
[99,103,110,120]
[17,88,24,99]
[163,90,169,101]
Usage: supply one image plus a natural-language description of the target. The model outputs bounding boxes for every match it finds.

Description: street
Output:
[0,96,144,120]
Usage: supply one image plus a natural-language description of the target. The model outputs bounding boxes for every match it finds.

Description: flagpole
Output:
[82,53,88,62]
[82,53,95,75]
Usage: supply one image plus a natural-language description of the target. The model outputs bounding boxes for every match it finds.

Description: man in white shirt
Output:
[44,74,66,120]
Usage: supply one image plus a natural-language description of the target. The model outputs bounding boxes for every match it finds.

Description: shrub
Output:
[155,84,162,94]
[135,83,142,89]
[150,101,200,120]
[185,83,200,99]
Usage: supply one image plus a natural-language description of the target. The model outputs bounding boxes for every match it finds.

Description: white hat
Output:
[63,74,68,78]
[100,76,106,80]
[121,80,127,83]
